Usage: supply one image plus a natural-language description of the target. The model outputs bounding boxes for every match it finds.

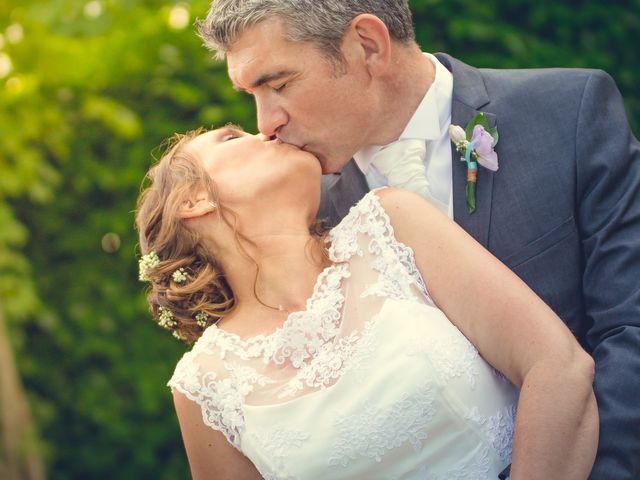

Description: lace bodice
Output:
[168,190,518,479]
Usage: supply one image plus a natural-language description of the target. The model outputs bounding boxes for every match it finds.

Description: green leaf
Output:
[487,126,499,147]
[465,181,477,213]
[465,114,479,138]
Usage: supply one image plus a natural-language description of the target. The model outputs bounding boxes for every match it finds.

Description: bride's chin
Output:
[285,158,322,187]
[294,148,323,172]
[304,157,323,182]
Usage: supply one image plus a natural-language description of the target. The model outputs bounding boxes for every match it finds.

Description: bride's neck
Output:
[222,232,329,315]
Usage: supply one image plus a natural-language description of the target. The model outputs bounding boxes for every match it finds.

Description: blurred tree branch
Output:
[0,310,44,480]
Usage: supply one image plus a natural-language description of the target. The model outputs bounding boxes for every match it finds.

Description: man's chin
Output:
[319,157,351,174]
[319,160,336,175]
[301,146,351,174]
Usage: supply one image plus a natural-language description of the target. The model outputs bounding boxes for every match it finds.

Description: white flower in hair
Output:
[172,268,188,283]
[195,311,208,328]
[139,251,160,281]
[158,306,177,330]
[172,330,186,341]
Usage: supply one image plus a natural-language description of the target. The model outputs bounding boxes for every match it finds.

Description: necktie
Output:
[370,138,447,212]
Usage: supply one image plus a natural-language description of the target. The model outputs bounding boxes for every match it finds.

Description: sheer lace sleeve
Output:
[328,188,433,303]
[167,329,250,450]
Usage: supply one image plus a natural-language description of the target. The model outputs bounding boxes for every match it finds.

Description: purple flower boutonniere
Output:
[449,113,499,214]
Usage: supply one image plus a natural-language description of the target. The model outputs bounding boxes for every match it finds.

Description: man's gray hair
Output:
[196,0,416,62]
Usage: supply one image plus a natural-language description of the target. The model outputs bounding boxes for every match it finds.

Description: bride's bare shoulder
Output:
[374,188,443,225]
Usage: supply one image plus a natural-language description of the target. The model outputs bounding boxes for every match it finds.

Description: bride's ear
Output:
[177,197,217,219]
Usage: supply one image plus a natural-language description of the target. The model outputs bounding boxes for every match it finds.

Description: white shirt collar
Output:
[354,53,452,173]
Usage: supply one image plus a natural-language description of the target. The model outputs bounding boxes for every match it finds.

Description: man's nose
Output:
[256,98,287,138]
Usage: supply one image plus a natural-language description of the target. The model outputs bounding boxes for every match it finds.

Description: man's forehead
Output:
[227,17,289,63]
[226,21,302,90]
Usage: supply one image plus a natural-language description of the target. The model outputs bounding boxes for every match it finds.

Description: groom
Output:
[197,1,640,477]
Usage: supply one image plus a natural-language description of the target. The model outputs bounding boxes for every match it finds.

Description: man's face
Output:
[226,18,375,173]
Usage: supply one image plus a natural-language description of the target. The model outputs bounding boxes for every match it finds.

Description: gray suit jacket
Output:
[318,53,640,479]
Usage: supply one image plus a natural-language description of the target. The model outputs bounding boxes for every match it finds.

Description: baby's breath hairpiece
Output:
[139,252,213,342]
[157,306,186,341]
[172,330,186,341]
[153,308,210,342]
[195,311,208,328]
[155,306,189,341]
[157,306,177,330]
[139,251,160,281]
[172,268,188,283]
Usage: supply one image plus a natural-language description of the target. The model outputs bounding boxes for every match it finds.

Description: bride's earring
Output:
[208,201,218,210]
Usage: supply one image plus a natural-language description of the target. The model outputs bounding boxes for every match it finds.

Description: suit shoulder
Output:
[480,65,605,82]
[479,66,614,100]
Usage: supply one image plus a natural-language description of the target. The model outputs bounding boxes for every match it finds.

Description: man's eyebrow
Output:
[233,70,295,92]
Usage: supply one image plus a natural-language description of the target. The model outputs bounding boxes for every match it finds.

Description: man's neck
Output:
[371,47,435,145]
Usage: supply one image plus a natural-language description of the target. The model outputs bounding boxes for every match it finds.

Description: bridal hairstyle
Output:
[136,129,330,344]
[135,128,236,345]
[196,0,416,65]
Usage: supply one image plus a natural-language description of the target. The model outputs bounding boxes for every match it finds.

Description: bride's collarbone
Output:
[216,305,290,339]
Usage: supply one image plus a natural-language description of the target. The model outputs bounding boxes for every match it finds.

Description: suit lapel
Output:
[328,159,369,221]
[437,53,496,248]
[326,54,498,245]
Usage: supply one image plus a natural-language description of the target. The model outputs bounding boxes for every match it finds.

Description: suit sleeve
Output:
[576,70,640,479]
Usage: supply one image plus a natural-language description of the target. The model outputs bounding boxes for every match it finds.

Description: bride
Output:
[135,125,598,479]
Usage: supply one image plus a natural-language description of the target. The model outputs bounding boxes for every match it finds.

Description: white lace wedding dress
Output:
[168,190,518,479]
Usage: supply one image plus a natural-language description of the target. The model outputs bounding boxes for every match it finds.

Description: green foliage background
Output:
[0,0,637,478]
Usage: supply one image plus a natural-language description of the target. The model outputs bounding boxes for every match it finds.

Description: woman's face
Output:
[184,125,322,214]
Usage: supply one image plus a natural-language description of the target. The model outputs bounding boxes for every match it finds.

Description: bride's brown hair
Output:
[136,128,331,344]
[135,128,236,344]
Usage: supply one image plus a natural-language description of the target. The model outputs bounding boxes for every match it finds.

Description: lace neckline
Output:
[194,189,408,361]
[201,261,350,353]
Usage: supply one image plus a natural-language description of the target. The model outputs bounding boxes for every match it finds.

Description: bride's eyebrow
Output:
[223,122,245,132]
[212,123,246,141]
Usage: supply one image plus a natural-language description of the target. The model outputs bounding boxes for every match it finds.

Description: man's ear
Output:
[348,14,391,77]
[177,197,216,219]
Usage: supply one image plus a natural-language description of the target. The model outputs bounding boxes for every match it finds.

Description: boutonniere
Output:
[449,113,499,214]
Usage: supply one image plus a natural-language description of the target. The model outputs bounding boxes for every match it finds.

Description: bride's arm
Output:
[378,188,598,480]
[172,391,263,480]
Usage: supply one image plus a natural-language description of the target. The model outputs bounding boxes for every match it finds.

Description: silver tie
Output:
[371,138,447,212]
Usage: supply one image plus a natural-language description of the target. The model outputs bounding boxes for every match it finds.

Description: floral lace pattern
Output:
[464,404,516,463]
[210,263,351,363]
[388,447,493,480]
[279,316,379,398]
[250,425,310,480]
[168,352,273,449]
[328,188,432,303]
[421,446,492,480]
[327,381,436,467]
[406,327,481,389]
